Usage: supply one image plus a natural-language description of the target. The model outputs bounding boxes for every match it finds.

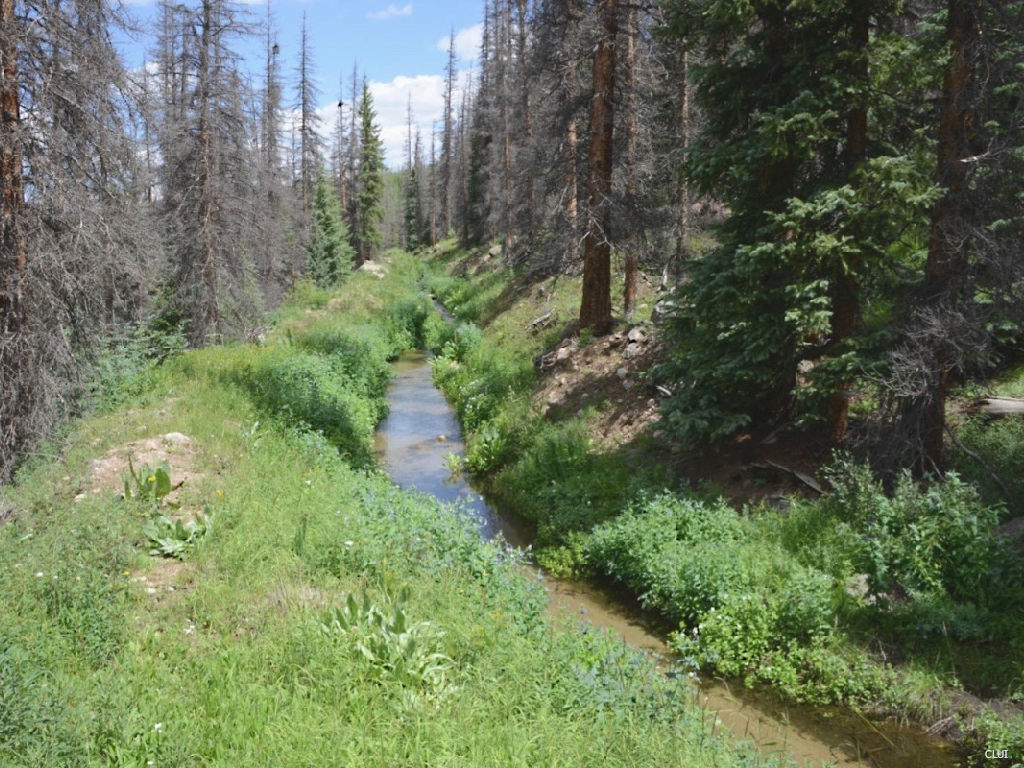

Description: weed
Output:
[143,510,212,560]
[316,588,456,698]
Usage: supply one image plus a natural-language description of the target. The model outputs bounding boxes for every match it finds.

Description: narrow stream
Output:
[374,350,960,768]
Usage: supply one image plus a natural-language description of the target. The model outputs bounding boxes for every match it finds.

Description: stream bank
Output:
[375,348,960,768]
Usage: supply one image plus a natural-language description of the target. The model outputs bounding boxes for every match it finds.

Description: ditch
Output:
[374,348,960,768]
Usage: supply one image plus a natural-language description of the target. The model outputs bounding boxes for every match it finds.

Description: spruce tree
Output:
[308,175,354,287]
[353,80,385,264]
[658,0,924,443]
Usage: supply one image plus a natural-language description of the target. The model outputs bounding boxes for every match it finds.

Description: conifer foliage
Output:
[353,80,385,265]
[308,175,355,288]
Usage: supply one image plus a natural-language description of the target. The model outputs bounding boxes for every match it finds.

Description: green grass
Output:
[0,250,778,767]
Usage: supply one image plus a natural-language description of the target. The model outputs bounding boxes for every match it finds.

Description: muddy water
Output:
[374,351,960,768]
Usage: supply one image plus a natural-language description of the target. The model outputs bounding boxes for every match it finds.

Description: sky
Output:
[119,0,485,167]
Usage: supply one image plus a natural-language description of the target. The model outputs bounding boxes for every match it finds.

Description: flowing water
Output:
[374,350,960,768]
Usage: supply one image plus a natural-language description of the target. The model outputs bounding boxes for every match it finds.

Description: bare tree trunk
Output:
[829,8,869,441]
[665,49,690,289]
[500,1,514,257]
[579,0,618,335]
[920,0,977,472]
[197,0,219,344]
[0,0,28,471]
[441,32,456,237]
[516,0,534,251]
[622,5,638,317]
[563,0,580,268]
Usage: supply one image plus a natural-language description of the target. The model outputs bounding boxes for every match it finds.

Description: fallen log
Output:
[970,396,1024,416]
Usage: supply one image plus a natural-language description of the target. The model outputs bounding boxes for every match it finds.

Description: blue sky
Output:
[121,0,485,166]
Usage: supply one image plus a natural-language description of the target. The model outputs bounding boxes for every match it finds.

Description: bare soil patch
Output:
[87,432,203,507]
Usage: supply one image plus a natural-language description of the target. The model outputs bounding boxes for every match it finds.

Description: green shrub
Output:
[297,324,393,400]
[588,494,750,625]
[235,349,379,466]
[496,421,633,542]
[433,345,532,432]
[824,461,1004,603]
[439,322,483,363]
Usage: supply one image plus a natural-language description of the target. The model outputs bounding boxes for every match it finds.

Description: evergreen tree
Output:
[353,79,385,264]
[308,174,354,287]
[658,0,927,443]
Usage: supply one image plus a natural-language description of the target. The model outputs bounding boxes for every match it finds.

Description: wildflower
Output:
[216,489,224,499]
[35,571,43,578]
[148,476,156,484]
[344,540,354,547]
[153,722,163,733]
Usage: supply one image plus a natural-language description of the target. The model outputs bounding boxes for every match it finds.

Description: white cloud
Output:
[367,3,413,21]
[437,23,483,64]
[309,71,474,169]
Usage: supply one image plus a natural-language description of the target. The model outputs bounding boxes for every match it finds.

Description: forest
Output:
[1,0,1023,765]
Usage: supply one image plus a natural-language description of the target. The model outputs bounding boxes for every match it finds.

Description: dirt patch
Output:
[535,323,665,449]
[534,323,831,505]
[87,432,202,505]
[131,557,194,610]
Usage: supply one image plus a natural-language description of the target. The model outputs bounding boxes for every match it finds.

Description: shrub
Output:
[824,461,1004,604]
[298,324,393,400]
[496,421,633,542]
[235,349,378,466]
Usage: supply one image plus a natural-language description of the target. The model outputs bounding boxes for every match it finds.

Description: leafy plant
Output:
[143,511,212,560]
[123,458,181,510]
[316,588,456,697]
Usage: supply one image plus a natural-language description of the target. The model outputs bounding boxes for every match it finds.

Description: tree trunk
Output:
[0,0,28,471]
[516,0,534,252]
[563,0,579,269]
[441,32,456,236]
[579,0,618,335]
[920,0,977,472]
[197,0,219,345]
[671,50,690,278]
[622,5,638,318]
[828,8,869,441]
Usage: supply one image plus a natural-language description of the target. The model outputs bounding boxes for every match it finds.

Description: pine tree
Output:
[296,13,321,218]
[308,175,354,287]
[403,96,422,249]
[353,79,385,264]
[658,0,923,443]
[578,0,619,335]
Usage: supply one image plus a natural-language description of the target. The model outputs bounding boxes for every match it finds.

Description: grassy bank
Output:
[0,252,782,767]
[422,241,1024,765]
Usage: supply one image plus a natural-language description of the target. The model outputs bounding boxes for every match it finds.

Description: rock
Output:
[627,327,647,343]
[554,346,573,364]
[622,378,635,390]
[651,299,681,324]
[547,392,561,406]
[436,435,448,443]
[488,244,502,258]
[615,367,629,380]
[622,342,642,359]
[163,432,191,445]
